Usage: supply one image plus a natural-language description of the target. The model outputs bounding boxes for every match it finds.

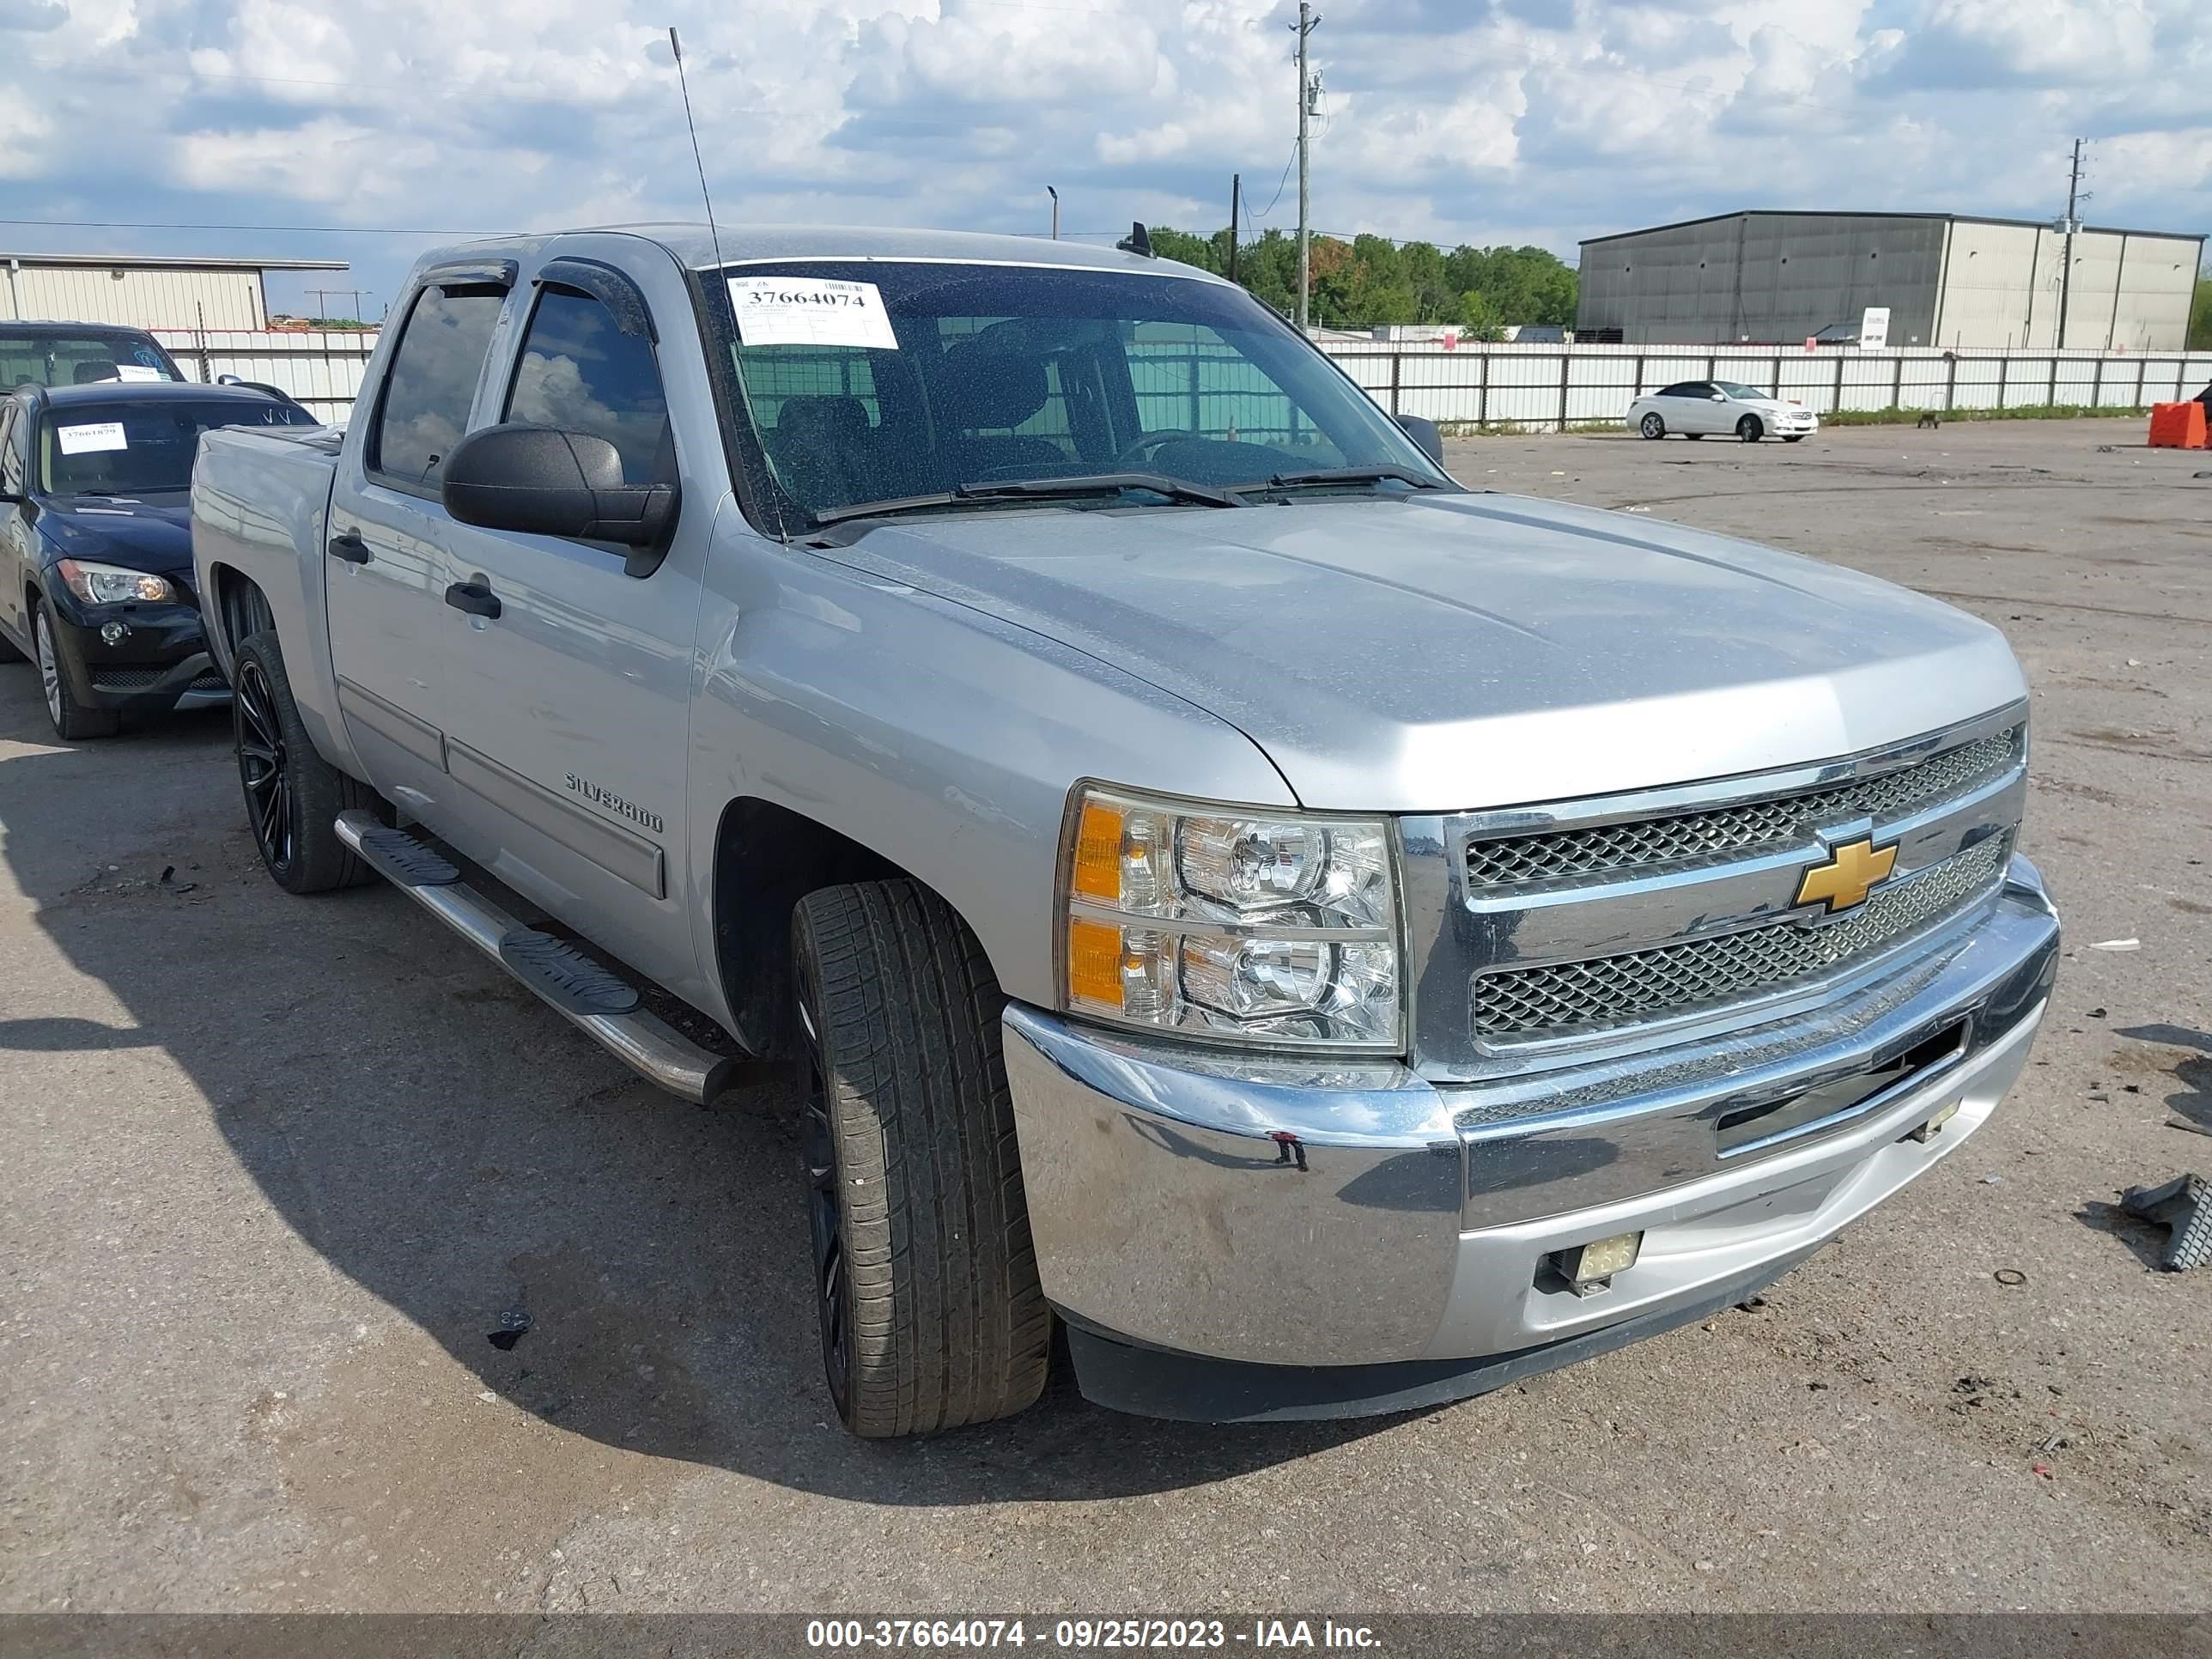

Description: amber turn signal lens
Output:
[1071,800,1125,905]
[1066,916,1124,1008]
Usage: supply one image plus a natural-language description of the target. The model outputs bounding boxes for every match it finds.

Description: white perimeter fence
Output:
[1320,341,2212,432]
[152,327,2212,436]
[155,329,378,424]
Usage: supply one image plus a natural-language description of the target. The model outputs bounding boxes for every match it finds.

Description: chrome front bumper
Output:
[1004,855,2057,1401]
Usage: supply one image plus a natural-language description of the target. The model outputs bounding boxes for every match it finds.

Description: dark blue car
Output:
[0,380,319,738]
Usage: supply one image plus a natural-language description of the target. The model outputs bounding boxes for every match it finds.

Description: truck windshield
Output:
[39,399,317,497]
[2,332,183,389]
[717,259,1449,523]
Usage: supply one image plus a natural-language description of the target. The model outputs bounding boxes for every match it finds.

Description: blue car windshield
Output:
[719,259,1446,519]
[40,399,316,496]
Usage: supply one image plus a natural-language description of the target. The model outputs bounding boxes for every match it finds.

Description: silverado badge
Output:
[1795,837,1898,915]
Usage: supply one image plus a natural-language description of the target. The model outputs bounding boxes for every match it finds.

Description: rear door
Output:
[324,264,512,816]
[430,246,708,993]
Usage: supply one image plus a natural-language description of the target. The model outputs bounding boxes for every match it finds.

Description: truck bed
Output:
[191,421,349,764]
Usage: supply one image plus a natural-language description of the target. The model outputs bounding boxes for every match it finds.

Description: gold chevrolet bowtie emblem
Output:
[1796,837,1898,914]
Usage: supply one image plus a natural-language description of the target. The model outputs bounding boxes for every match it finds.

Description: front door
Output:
[325,276,509,817]
[431,252,706,996]
[1668,382,1719,434]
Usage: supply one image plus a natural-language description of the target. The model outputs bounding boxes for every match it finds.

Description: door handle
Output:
[329,529,371,564]
[444,580,501,620]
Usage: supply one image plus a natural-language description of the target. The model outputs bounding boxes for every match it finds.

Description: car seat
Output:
[934,343,1067,482]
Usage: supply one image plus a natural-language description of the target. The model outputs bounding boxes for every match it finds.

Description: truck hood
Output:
[36,493,194,577]
[822,492,2025,812]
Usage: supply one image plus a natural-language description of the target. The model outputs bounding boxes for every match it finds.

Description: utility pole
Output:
[1047,185,1059,240]
[1292,2,1320,332]
[1228,173,1241,285]
[2057,137,2085,351]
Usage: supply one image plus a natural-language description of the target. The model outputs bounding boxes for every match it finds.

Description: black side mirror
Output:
[442,424,678,571]
[1395,414,1443,466]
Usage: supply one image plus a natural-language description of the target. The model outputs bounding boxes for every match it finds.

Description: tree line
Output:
[1144,226,1579,336]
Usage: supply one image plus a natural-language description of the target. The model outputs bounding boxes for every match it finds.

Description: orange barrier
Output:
[2148,401,2209,448]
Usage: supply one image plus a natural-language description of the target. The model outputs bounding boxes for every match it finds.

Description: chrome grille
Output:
[1474,833,2010,1042]
[1465,729,2021,890]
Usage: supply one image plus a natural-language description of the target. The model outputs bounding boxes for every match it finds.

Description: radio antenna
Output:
[668,27,727,277]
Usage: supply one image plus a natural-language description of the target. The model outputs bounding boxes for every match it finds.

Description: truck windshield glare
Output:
[717,260,1449,521]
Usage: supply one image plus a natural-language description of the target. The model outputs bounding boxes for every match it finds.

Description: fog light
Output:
[100,622,130,645]
[1549,1231,1642,1296]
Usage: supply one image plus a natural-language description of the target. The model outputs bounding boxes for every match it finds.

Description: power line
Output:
[1245,140,1301,224]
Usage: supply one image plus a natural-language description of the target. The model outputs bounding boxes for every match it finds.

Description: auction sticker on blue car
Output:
[728,276,899,350]
[57,422,129,454]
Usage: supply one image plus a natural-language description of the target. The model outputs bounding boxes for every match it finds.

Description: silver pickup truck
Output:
[191,225,2060,1437]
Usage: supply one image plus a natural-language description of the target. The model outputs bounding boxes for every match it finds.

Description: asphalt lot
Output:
[1,416,2206,1615]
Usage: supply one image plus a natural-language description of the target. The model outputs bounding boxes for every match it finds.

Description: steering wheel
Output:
[1113,432,1184,470]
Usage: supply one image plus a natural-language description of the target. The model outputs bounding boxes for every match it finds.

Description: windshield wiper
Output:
[958,472,1247,508]
[1261,465,1442,492]
[809,471,1245,528]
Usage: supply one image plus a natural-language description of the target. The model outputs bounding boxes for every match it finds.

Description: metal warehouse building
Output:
[1577,211,2204,350]
[1,252,349,332]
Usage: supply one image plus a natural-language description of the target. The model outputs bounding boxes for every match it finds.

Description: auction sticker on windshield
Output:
[57,422,129,455]
[728,276,899,350]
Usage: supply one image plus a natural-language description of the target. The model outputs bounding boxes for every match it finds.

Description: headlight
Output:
[1060,785,1402,1051]
[56,559,178,605]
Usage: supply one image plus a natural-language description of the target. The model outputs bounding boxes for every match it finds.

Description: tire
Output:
[33,599,119,740]
[1638,412,1665,440]
[230,629,378,894]
[793,880,1050,1437]
[1736,415,1765,442]
[1784,434,1805,443]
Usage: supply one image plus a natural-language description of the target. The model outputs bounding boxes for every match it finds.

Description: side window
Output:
[371,284,505,487]
[506,287,672,485]
[0,404,20,495]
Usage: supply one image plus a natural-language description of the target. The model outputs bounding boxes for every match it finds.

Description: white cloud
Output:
[173,116,444,205]
[0,0,2198,315]
[0,101,54,179]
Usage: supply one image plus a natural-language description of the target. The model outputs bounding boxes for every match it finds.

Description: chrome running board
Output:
[334,810,737,1103]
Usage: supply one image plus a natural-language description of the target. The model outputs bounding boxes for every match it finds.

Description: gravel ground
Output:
[0,416,2205,1616]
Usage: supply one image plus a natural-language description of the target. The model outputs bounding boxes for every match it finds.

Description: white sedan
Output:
[1626,380,1818,442]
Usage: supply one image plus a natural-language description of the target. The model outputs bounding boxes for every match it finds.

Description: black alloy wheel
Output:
[234,655,294,875]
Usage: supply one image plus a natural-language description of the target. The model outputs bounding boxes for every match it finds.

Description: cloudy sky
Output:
[0,0,2204,320]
